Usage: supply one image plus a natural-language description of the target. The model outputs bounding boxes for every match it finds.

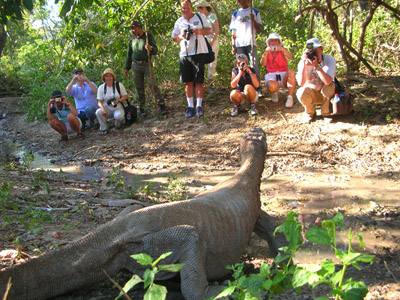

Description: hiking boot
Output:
[271,92,279,103]
[159,104,167,115]
[285,95,294,108]
[185,107,195,118]
[196,106,204,118]
[249,104,258,116]
[231,105,239,117]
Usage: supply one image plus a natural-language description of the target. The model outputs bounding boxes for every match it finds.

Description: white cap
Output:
[266,33,282,46]
[306,37,322,49]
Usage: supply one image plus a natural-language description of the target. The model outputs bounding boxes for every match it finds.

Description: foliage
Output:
[116,251,184,300]
[215,212,375,300]
[164,174,187,201]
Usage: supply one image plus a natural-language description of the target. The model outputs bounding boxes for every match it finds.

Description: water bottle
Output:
[334,93,341,102]
[127,111,131,121]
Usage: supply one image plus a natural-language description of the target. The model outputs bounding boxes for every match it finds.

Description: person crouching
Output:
[47,89,84,141]
[230,54,259,117]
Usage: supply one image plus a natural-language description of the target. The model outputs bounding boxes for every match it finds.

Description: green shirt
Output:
[206,12,218,40]
[125,32,158,70]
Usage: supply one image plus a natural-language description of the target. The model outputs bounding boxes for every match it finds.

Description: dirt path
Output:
[1,74,399,299]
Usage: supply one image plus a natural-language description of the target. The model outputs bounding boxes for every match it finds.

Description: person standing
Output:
[230,54,259,117]
[124,21,167,117]
[47,89,84,141]
[230,0,262,97]
[196,1,220,81]
[296,38,336,123]
[65,68,98,131]
[172,0,212,118]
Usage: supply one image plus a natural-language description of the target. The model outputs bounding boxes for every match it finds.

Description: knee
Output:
[95,108,102,118]
[266,80,279,93]
[66,113,75,122]
[230,90,243,106]
[244,85,256,102]
[322,82,335,99]
[86,106,97,116]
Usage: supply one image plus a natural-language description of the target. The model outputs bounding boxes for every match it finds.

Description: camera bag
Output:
[195,13,215,64]
[104,82,137,125]
[329,77,354,116]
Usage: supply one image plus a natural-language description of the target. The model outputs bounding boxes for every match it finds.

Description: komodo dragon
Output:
[0,127,283,300]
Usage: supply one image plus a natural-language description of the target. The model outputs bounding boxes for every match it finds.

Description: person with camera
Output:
[65,68,98,131]
[47,89,84,141]
[124,21,167,117]
[260,33,296,108]
[172,0,212,118]
[296,37,336,123]
[196,1,220,82]
[95,68,128,135]
[230,54,259,117]
[230,0,262,98]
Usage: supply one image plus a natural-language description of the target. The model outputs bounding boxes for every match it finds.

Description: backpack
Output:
[329,77,354,115]
[104,81,137,125]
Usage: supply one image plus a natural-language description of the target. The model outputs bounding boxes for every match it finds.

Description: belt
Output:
[133,60,148,64]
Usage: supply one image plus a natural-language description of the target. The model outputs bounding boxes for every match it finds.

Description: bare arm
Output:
[210,20,220,47]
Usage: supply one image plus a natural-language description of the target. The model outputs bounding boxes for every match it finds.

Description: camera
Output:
[240,61,246,71]
[184,27,194,40]
[271,46,278,51]
[55,97,62,103]
[107,98,117,107]
[78,75,83,81]
[305,42,317,60]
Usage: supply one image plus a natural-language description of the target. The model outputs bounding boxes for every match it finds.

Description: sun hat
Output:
[102,68,116,81]
[306,37,322,49]
[266,33,282,46]
[73,68,83,74]
[51,90,63,98]
[196,0,211,7]
[236,54,249,61]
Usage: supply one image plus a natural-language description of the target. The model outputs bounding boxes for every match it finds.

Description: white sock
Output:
[187,97,194,107]
[196,98,203,107]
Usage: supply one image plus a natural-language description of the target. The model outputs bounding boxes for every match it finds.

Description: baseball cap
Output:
[73,68,83,74]
[51,90,63,98]
[306,38,322,49]
[196,1,211,7]
[236,54,249,61]
[130,21,142,27]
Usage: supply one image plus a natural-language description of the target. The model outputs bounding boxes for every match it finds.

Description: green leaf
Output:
[292,268,321,288]
[334,279,368,300]
[23,0,34,11]
[153,251,172,266]
[262,279,273,290]
[116,274,143,299]
[332,212,344,228]
[131,253,153,266]
[144,283,167,300]
[143,269,155,289]
[272,272,286,284]
[158,263,184,273]
[215,286,236,299]
[306,226,332,246]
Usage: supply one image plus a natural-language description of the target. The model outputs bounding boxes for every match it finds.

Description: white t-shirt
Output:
[230,8,262,47]
[97,82,128,110]
[172,13,211,57]
[296,53,336,90]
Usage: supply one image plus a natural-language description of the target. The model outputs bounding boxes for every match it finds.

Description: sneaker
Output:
[323,116,333,124]
[250,104,258,116]
[300,113,314,124]
[285,95,294,108]
[271,92,279,103]
[0,109,6,119]
[139,108,146,118]
[159,104,167,115]
[185,107,195,118]
[257,90,263,98]
[231,105,239,117]
[100,128,109,135]
[196,106,204,118]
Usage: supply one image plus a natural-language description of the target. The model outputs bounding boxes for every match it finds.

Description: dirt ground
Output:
[0,74,400,299]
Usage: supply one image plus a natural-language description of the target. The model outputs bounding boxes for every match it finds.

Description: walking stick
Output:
[250,0,255,68]
[144,21,158,112]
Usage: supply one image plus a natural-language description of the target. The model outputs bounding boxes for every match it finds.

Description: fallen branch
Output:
[70,146,97,160]
[267,151,312,157]
[103,269,131,300]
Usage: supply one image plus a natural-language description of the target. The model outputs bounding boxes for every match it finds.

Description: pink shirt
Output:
[266,51,288,73]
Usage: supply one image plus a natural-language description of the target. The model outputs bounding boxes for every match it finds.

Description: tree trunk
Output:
[0,25,6,58]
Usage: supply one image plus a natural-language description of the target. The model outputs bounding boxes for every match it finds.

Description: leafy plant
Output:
[164,175,187,201]
[108,166,124,191]
[116,252,184,300]
[216,212,375,300]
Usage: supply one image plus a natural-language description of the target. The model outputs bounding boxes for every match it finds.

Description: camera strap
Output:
[103,82,121,98]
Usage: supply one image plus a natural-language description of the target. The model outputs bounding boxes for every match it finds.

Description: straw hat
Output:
[102,68,116,81]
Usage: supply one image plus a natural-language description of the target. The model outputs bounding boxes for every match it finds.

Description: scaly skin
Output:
[0,128,272,300]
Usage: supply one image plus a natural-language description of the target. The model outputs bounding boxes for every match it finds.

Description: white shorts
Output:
[65,118,82,134]
[264,71,287,88]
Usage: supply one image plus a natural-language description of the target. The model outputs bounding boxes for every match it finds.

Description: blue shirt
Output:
[55,104,71,123]
[67,82,98,113]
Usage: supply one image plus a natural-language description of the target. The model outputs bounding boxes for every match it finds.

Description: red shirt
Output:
[266,51,288,73]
